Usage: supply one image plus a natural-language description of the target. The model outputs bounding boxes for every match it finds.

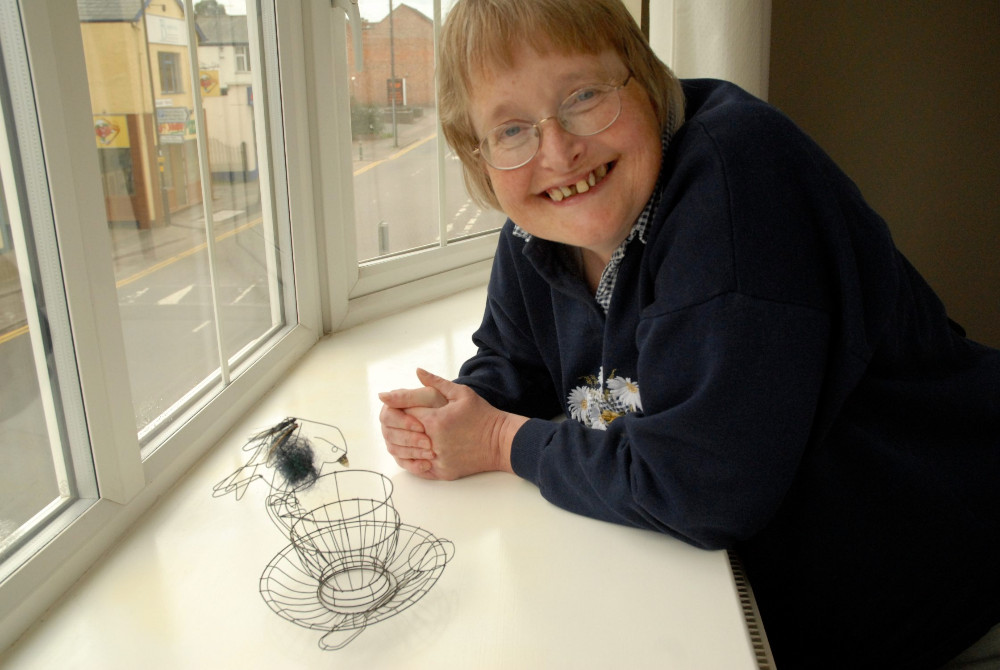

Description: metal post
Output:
[389,0,398,147]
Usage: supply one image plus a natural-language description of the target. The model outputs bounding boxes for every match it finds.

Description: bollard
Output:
[378,221,389,256]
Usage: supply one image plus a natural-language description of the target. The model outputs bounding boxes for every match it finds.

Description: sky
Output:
[215,0,437,22]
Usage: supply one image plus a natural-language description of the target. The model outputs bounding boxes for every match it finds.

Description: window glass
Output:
[78,0,292,441]
[0,52,96,567]
[158,52,184,94]
[0,179,66,557]
[234,45,250,72]
[350,0,504,263]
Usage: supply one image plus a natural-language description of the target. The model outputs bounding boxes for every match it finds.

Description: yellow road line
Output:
[0,324,27,345]
[1,215,264,344]
[353,132,437,177]
[115,216,262,288]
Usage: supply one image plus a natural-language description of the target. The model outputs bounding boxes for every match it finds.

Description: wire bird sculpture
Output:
[213,417,454,650]
[212,417,350,500]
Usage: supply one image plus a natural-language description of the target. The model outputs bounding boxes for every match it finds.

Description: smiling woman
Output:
[379,1,1000,668]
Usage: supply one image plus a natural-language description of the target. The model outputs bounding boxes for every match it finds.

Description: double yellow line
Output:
[115,216,261,288]
[353,131,437,176]
[0,216,262,346]
[0,324,25,345]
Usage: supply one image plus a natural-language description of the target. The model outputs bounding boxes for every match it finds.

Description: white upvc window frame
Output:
[297,0,496,333]
[0,0,324,651]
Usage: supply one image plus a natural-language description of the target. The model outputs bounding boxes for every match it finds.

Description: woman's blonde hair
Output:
[438,0,685,210]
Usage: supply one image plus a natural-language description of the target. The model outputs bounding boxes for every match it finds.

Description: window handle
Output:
[332,0,364,72]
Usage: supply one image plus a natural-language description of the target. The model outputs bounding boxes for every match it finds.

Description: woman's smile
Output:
[470,45,662,264]
[544,162,612,202]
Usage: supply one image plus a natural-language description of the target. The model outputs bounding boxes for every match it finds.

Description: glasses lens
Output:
[559,84,621,136]
[478,80,625,170]
[481,122,538,170]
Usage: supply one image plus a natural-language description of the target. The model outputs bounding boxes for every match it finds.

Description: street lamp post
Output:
[389,0,398,148]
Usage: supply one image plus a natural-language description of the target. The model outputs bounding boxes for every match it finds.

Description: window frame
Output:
[302,1,496,332]
[0,0,322,650]
[234,44,250,72]
[157,51,184,94]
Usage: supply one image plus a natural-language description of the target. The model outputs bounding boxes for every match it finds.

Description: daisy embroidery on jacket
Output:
[566,368,643,430]
[607,376,642,412]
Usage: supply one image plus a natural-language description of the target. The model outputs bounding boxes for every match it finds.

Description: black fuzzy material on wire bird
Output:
[212,417,350,500]
[267,418,323,488]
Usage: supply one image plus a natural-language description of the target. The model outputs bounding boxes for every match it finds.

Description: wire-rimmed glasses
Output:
[474,74,632,170]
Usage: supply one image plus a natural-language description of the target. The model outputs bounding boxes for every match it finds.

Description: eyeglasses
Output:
[473,74,632,170]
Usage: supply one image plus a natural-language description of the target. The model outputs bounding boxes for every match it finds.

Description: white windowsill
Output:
[0,284,761,669]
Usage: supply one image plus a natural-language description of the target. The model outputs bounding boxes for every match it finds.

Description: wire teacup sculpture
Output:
[214,416,454,650]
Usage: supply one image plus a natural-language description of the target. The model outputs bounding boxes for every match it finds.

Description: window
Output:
[319,0,500,321]
[158,52,184,94]
[1,0,495,652]
[0,83,98,569]
[234,44,250,72]
[347,1,504,264]
[0,0,320,650]
[79,0,297,443]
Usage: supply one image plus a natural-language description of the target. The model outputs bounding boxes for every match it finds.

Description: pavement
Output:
[351,107,441,171]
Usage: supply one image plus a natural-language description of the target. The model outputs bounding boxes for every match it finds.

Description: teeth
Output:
[546,164,610,202]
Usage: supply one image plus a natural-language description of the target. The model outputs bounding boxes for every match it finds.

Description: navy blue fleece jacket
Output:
[455,79,1000,668]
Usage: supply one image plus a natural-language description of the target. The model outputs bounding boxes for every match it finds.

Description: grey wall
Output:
[768,1,1000,347]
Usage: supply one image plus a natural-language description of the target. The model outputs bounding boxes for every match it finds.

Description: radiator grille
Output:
[728,551,777,669]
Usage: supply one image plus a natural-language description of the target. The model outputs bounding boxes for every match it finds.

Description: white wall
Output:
[647,0,772,101]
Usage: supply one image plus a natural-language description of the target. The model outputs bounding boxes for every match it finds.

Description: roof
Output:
[396,3,432,23]
[78,0,222,43]
[196,14,249,45]
[366,3,432,25]
[77,0,147,22]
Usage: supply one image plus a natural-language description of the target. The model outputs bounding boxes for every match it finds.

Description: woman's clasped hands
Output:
[378,369,527,480]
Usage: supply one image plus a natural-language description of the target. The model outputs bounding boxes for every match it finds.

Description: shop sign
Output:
[200,70,221,97]
[94,115,129,148]
[158,121,187,143]
[145,15,187,46]
[156,107,189,123]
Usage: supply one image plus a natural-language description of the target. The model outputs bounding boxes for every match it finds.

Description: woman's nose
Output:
[535,118,585,172]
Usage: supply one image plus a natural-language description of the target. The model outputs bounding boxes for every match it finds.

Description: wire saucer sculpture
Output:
[213,417,455,650]
[260,521,454,650]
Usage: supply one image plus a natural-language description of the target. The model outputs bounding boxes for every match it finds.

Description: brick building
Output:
[348,4,435,109]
